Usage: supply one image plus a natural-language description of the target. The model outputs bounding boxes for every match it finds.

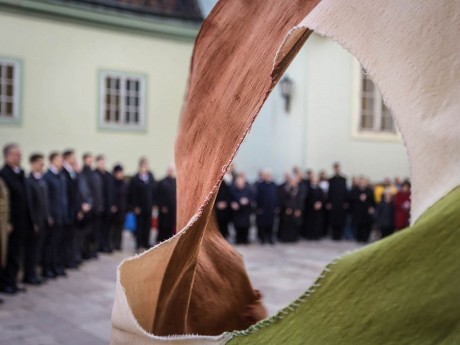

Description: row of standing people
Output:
[0,143,176,295]
[214,163,411,245]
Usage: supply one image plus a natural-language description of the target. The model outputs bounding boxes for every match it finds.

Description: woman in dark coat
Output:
[351,177,375,243]
[305,174,325,240]
[230,174,253,244]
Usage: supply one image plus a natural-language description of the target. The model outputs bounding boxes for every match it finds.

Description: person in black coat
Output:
[0,143,33,294]
[128,157,156,250]
[156,166,177,243]
[43,152,68,277]
[111,164,127,251]
[376,188,395,238]
[277,173,291,241]
[304,174,325,240]
[255,170,279,244]
[279,176,305,243]
[95,155,115,253]
[214,173,233,240]
[25,153,50,285]
[230,174,253,244]
[326,163,349,240]
[62,149,80,267]
[80,152,102,259]
[351,177,376,243]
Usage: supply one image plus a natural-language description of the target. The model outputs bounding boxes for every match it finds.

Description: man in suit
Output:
[25,153,49,284]
[80,152,103,259]
[0,143,33,294]
[326,162,349,240]
[95,155,115,253]
[62,149,79,268]
[43,152,68,277]
[255,170,279,244]
[157,165,176,243]
[214,173,233,240]
[128,157,156,250]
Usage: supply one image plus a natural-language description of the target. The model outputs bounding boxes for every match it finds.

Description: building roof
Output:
[54,0,203,22]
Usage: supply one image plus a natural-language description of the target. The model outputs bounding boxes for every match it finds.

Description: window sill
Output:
[351,130,402,143]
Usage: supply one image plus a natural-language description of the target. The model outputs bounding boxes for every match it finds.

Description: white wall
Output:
[235,35,410,183]
[0,12,194,177]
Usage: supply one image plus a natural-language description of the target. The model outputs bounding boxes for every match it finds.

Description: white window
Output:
[0,58,21,123]
[359,69,395,133]
[99,71,146,130]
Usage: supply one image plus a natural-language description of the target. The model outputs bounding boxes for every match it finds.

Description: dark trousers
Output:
[111,219,124,251]
[380,225,394,238]
[43,224,63,274]
[74,225,87,264]
[157,225,173,243]
[356,224,372,243]
[63,224,76,267]
[136,214,151,249]
[235,226,249,244]
[1,231,25,288]
[217,217,229,239]
[83,215,99,259]
[23,231,40,281]
[258,225,274,244]
[331,225,343,241]
[100,213,113,252]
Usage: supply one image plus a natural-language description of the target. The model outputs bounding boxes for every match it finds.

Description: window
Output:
[0,58,21,123]
[359,69,395,133]
[99,71,146,130]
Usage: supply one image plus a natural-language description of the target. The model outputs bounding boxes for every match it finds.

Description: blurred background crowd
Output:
[0,143,410,298]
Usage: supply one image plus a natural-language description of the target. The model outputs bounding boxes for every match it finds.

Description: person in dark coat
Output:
[156,165,177,243]
[300,169,313,238]
[326,163,349,240]
[376,188,395,238]
[25,153,49,285]
[304,174,325,240]
[215,173,233,240]
[62,149,79,267]
[280,176,304,243]
[80,152,102,259]
[230,174,253,244]
[0,143,33,294]
[111,164,127,251]
[95,155,115,253]
[351,177,375,243]
[128,157,156,250]
[394,180,411,231]
[255,170,279,244]
[74,160,93,263]
[43,152,68,277]
[277,172,291,241]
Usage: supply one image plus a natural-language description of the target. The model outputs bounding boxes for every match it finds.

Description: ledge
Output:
[0,0,201,41]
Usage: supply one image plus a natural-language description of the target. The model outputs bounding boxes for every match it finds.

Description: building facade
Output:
[0,0,200,175]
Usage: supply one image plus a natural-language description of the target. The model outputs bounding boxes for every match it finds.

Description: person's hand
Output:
[48,218,54,227]
[286,208,293,215]
[77,211,84,221]
[134,207,141,215]
[161,206,169,214]
[359,193,367,202]
[314,201,322,210]
[7,223,13,234]
[240,197,249,206]
[294,209,301,217]
[368,207,375,215]
[231,201,239,210]
[33,224,39,234]
[111,205,118,213]
[216,201,228,210]
[82,203,91,213]
[326,203,332,210]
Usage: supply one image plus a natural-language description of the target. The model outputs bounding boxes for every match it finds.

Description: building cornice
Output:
[0,0,200,41]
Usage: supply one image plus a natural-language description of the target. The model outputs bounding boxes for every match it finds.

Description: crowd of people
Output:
[0,143,176,297]
[215,163,411,245]
[0,142,411,300]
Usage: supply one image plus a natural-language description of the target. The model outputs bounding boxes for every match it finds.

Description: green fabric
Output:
[227,187,460,345]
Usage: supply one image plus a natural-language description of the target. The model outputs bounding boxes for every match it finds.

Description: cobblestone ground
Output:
[0,231,362,345]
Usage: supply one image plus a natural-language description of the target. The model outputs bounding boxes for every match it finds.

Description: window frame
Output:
[0,57,22,125]
[351,59,400,142]
[98,70,147,132]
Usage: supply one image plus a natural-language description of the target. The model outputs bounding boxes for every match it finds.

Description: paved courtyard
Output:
[0,232,362,345]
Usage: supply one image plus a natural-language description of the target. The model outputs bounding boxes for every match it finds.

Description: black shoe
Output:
[15,286,27,293]
[23,277,43,285]
[0,285,17,295]
[56,269,67,277]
